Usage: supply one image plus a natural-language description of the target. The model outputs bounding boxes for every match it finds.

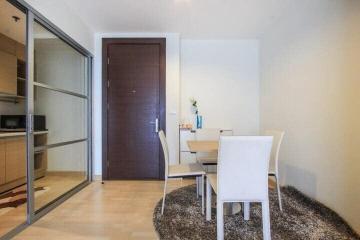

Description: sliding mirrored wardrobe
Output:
[0,1,92,239]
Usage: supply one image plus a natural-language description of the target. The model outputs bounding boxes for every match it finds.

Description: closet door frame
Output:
[2,1,93,239]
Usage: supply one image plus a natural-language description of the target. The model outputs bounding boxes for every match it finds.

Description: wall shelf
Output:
[0,93,26,104]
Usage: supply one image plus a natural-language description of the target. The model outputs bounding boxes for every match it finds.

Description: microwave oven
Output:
[0,115,46,131]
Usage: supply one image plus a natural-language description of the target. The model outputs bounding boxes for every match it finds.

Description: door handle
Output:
[150,118,159,133]
[29,114,34,133]
[155,118,159,133]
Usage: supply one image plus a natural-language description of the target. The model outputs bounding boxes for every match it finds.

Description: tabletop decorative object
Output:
[190,98,202,129]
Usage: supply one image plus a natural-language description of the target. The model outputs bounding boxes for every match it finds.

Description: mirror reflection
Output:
[0,0,27,236]
[33,22,88,211]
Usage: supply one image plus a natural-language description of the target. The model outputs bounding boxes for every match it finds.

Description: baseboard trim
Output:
[93,175,102,181]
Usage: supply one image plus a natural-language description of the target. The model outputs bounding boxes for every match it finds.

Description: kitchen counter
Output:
[0,130,48,138]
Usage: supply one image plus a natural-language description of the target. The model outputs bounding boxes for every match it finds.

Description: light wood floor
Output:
[13,179,194,240]
[0,173,86,237]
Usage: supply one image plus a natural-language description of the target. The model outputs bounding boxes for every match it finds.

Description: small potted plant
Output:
[190,98,202,129]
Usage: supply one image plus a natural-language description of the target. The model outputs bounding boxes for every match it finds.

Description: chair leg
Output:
[161,178,168,215]
[201,175,204,215]
[196,177,199,198]
[198,176,202,196]
[244,202,250,220]
[199,175,204,196]
[275,175,283,211]
[262,200,271,240]
[206,176,211,221]
[217,200,224,240]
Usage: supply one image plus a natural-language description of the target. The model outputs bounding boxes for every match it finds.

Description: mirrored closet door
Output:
[0,1,92,238]
[0,1,27,236]
[31,21,89,211]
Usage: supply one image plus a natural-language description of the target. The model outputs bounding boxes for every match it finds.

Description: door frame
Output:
[102,38,166,180]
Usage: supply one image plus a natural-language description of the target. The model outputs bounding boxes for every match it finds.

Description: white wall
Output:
[93,33,180,175]
[180,40,259,134]
[260,0,360,233]
[24,0,94,53]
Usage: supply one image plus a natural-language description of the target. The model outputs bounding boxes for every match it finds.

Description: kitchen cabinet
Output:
[5,137,26,182]
[0,50,17,95]
[0,140,5,185]
[34,133,47,178]
[180,151,197,165]
[16,42,25,61]
[0,33,26,96]
[0,33,16,56]
[179,128,196,164]
[0,33,25,60]
[0,133,48,193]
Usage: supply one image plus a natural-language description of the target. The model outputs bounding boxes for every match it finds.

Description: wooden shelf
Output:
[0,93,25,103]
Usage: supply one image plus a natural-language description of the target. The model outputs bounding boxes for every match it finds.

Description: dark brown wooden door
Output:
[102,38,166,180]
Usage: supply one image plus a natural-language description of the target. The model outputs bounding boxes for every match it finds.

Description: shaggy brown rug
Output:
[153,185,359,240]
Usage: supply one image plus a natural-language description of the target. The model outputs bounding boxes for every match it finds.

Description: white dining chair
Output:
[159,130,205,215]
[206,136,273,240]
[265,130,285,211]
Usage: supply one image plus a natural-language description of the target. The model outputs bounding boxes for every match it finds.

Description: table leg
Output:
[209,194,241,216]
[206,177,211,221]
[223,203,241,215]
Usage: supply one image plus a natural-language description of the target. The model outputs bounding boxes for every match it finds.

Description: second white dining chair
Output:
[195,128,221,166]
[206,136,273,240]
[265,130,285,211]
[159,130,205,215]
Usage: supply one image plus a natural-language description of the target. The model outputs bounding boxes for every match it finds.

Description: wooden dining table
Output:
[187,140,219,154]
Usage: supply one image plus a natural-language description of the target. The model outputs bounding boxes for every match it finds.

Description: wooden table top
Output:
[187,140,219,153]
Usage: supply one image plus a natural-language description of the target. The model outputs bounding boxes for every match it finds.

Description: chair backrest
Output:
[196,128,221,159]
[158,130,169,178]
[264,130,285,174]
[195,128,221,141]
[217,136,273,201]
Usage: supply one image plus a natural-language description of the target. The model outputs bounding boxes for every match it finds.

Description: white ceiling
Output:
[1,0,343,43]
[60,0,315,38]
